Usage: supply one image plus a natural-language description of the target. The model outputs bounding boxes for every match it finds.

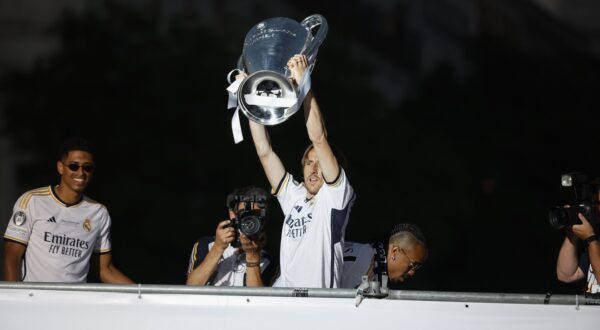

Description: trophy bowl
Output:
[236,15,328,125]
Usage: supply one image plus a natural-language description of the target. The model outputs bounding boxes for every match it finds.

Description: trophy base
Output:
[238,71,300,126]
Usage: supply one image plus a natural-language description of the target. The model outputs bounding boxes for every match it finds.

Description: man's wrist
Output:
[245,252,260,264]
[584,234,598,247]
[246,261,260,268]
[211,243,228,254]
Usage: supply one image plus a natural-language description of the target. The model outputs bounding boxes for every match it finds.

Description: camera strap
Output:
[370,242,388,282]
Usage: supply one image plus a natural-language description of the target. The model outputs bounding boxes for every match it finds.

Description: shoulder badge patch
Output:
[12,211,27,226]
[83,218,92,232]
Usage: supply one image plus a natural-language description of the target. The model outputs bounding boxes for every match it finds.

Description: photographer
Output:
[553,174,600,293]
[186,186,274,287]
[342,224,428,289]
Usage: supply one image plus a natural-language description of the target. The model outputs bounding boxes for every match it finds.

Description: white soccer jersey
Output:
[272,170,355,288]
[341,242,376,289]
[187,237,272,286]
[4,186,112,282]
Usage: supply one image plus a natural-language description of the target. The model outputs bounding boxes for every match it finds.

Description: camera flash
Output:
[561,174,573,187]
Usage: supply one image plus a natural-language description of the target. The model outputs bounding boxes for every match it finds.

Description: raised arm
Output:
[2,241,25,281]
[230,68,287,190]
[233,70,286,190]
[248,121,286,190]
[288,55,340,183]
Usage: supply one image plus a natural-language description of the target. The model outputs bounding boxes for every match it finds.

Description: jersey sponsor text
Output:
[44,232,90,258]
[285,213,312,238]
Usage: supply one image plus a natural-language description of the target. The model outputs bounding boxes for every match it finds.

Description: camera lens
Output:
[549,207,568,230]
[240,215,261,236]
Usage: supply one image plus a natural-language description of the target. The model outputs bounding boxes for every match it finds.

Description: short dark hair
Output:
[388,223,426,246]
[57,137,96,161]
[225,186,268,210]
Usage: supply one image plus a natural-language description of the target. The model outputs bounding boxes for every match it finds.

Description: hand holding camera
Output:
[571,213,596,241]
[240,234,260,253]
[240,233,264,266]
[214,219,236,251]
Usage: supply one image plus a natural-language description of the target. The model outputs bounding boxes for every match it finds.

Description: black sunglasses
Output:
[400,248,423,272]
[64,162,95,173]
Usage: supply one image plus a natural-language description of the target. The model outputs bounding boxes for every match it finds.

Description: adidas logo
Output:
[47,216,56,223]
[294,205,303,213]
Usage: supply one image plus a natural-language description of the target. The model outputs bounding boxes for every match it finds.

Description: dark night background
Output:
[1,0,600,294]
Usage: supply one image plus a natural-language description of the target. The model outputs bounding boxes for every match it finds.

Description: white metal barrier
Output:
[0,282,598,330]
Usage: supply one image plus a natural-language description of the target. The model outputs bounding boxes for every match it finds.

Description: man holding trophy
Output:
[229,15,355,288]
[248,55,355,288]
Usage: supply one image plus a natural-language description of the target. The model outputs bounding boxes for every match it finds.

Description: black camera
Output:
[230,194,267,247]
[548,172,598,230]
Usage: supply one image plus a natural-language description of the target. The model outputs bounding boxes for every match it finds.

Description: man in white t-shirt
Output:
[342,224,428,289]
[186,186,274,287]
[248,54,355,288]
[2,138,133,283]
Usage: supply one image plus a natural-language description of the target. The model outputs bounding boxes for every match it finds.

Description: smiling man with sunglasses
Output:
[341,224,428,288]
[3,138,133,284]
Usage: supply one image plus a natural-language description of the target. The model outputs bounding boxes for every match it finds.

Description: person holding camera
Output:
[248,54,355,288]
[556,212,600,293]
[553,173,600,293]
[186,186,274,287]
[342,224,428,289]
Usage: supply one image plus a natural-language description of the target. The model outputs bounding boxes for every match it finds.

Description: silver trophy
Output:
[236,14,328,125]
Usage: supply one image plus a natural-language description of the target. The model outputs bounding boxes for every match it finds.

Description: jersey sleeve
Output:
[187,236,213,275]
[4,193,35,245]
[273,173,304,213]
[93,207,112,253]
[322,169,355,210]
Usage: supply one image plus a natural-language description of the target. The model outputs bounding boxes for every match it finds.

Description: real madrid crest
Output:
[83,218,92,232]
[12,211,27,226]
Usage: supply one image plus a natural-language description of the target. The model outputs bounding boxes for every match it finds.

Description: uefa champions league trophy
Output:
[233,14,328,126]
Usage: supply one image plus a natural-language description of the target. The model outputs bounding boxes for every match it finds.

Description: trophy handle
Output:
[300,14,328,64]
[227,55,247,85]
[236,55,246,73]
